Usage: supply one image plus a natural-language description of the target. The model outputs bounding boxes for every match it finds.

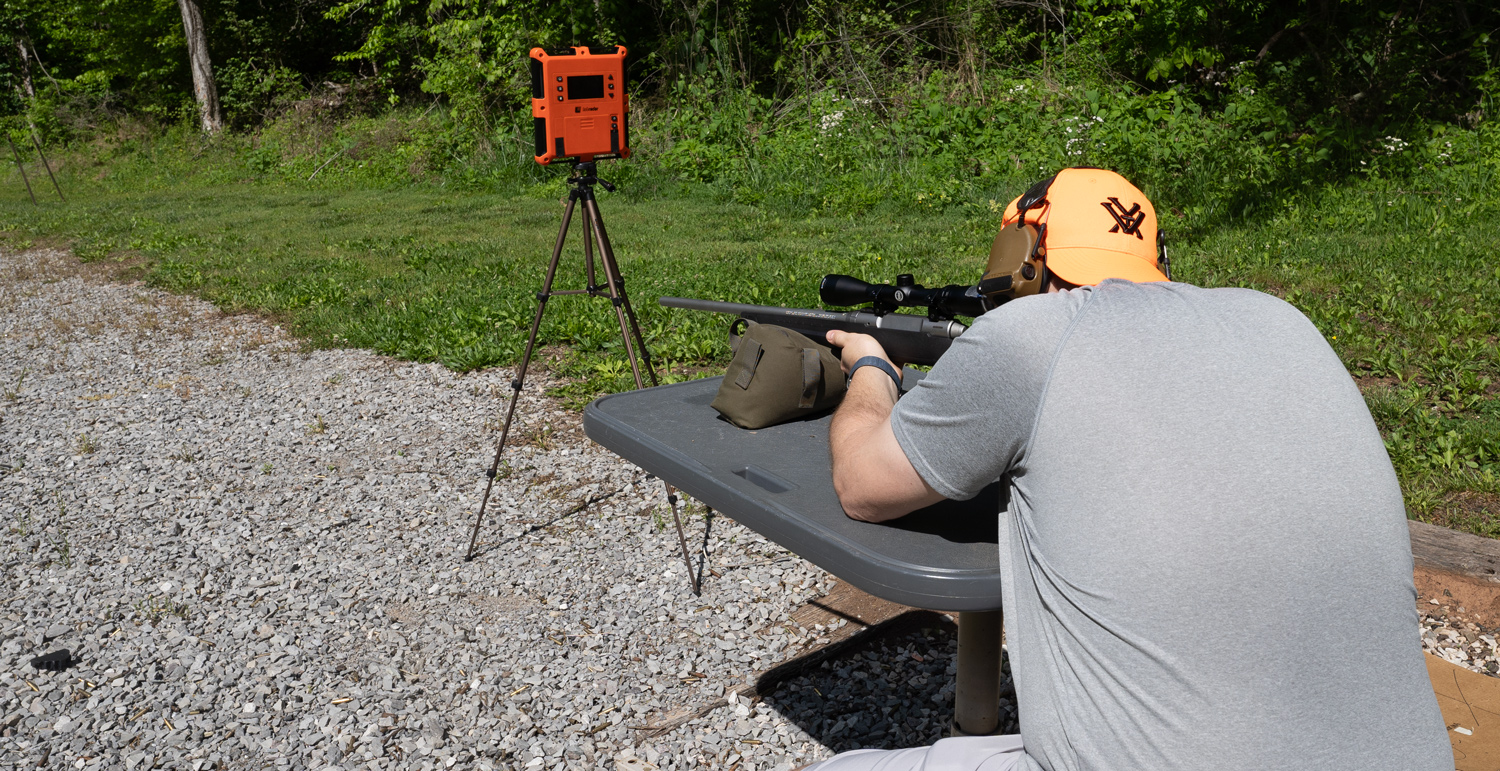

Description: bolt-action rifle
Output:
[660,274,989,367]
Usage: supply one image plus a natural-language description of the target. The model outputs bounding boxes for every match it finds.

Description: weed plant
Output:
[132,594,191,622]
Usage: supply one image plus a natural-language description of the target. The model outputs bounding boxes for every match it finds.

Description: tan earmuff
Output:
[978,173,1058,308]
[978,219,1046,308]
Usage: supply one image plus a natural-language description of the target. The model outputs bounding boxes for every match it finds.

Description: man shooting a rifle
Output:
[810,168,1451,770]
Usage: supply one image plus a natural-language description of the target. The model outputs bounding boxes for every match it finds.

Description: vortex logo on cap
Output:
[1101,197,1146,239]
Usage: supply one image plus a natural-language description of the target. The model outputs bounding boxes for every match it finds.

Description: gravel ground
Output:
[0,248,994,770]
[1421,603,1500,676]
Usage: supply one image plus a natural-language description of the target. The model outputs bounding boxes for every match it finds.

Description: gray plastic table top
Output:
[583,376,1003,612]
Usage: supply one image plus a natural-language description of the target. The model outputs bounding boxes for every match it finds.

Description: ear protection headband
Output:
[977,171,1172,310]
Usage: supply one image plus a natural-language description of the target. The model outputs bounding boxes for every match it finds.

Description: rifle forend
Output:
[658,297,967,367]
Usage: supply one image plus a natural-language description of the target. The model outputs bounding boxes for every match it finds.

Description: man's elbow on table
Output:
[833,475,895,523]
[831,440,945,523]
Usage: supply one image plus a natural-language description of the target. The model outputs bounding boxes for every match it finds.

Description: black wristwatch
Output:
[848,356,903,392]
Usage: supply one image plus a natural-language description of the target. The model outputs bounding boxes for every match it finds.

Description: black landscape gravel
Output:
[0,249,996,770]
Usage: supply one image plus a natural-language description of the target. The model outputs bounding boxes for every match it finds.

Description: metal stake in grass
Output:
[6,136,37,206]
[463,161,702,594]
[29,134,64,203]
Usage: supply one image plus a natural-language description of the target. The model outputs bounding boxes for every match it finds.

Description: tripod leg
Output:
[582,216,600,293]
[664,486,702,595]
[611,261,659,386]
[7,137,36,206]
[464,194,577,561]
[580,195,698,592]
[29,135,63,203]
[583,197,659,387]
[581,196,648,391]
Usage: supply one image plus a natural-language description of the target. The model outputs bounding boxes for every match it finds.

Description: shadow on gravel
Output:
[464,487,622,560]
[758,617,1018,754]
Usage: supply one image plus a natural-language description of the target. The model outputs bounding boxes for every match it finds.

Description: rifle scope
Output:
[820,274,989,319]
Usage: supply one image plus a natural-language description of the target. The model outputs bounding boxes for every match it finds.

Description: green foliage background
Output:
[6,0,1497,182]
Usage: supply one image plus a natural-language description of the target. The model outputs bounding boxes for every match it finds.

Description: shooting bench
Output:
[584,375,1011,735]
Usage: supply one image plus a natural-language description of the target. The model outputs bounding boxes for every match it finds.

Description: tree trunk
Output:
[15,38,35,101]
[176,0,223,133]
[14,31,42,144]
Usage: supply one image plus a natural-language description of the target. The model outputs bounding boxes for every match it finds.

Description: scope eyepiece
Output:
[820,274,988,319]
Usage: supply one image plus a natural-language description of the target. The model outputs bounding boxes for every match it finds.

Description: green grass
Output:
[2,149,1497,535]
[1185,184,1500,534]
[0,160,1006,388]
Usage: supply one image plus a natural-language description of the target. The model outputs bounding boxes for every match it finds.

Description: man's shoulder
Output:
[939,288,1095,383]
[1093,278,1294,306]
[964,280,1310,355]
[1084,280,1309,326]
[971,284,1094,331]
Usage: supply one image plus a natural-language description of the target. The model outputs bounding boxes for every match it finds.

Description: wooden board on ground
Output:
[1410,520,1500,628]
[790,579,915,634]
[1411,520,1500,583]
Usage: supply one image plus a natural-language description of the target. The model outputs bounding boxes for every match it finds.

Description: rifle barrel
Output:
[659,297,967,366]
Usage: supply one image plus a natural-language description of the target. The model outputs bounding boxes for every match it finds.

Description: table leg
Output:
[953,610,1003,736]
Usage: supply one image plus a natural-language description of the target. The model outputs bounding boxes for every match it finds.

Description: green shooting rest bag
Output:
[711,321,847,429]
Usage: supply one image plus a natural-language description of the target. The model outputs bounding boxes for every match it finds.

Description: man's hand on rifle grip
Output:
[827,329,900,404]
[828,328,894,367]
[825,330,896,375]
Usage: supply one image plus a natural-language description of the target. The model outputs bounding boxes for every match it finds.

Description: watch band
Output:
[849,356,903,393]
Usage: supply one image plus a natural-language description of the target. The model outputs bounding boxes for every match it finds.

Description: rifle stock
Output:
[659,297,967,367]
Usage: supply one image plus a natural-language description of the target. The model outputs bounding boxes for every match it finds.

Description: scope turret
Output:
[820,274,988,319]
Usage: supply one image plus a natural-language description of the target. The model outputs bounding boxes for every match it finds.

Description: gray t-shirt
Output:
[891,280,1450,771]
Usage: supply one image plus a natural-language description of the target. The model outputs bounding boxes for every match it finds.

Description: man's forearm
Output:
[824,331,945,521]
[831,367,899,445]
[830,368,903,521]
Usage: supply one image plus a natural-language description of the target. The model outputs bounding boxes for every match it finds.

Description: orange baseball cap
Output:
[1001,167,1167,285]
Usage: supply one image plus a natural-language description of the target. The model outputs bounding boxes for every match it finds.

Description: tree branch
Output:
[1255,27,1288,64]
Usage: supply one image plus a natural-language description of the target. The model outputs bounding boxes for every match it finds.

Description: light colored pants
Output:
[804,735,1028,771]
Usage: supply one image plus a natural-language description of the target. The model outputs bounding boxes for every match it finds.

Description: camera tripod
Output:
[463,161,701,593]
